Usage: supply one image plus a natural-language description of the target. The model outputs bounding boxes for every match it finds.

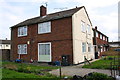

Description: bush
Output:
[17,67,31,73]
[84,72,115,80]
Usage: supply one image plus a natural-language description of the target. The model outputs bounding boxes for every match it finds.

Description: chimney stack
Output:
[40,5,47,17]
[95,26,97,30]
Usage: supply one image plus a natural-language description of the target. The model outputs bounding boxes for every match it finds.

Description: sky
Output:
[0,0,119,42]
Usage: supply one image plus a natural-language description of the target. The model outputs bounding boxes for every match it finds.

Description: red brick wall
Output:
[96,37,108,45]
[11,17,73,64]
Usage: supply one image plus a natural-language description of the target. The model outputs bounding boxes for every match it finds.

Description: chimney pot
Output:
[95,26,97,30]
[40,5,47,17]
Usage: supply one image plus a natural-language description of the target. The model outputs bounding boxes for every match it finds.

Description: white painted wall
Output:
[0,44,11,49]
[72,7,94,64]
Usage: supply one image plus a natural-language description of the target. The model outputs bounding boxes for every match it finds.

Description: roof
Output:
[0,40,11,44]
[92,28,108,38]
[11,6,87,28]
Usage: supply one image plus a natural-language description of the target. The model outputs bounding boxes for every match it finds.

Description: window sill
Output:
[18,35,27,37]
[19,54,27,55]
[38,32,51,34]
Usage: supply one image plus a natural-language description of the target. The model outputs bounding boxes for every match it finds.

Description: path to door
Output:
[49,59,111,77]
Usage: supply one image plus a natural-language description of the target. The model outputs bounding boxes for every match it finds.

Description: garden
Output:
[2,61,60,79]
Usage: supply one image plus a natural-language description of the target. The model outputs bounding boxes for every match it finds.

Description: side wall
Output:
[72,8,94,64]
[11,17,73,64]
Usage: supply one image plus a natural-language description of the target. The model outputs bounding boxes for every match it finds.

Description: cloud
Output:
[0,0,119,41]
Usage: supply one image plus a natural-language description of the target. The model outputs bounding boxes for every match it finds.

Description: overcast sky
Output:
[0,0,119,42]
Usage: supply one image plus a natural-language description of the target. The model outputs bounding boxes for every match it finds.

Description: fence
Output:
[110,57,120,77]
[0,49,10,61]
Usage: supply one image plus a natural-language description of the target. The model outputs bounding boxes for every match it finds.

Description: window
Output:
[18,44,27,54]
[106,38,108,41]
[88,43,91,52]
[103,36,105,40]
[87,24,91,34]
[100,34,102,39]
[39,43,51,55]
[38,22,51,34]
[18,26,27,37]
[81,21,86,32]
[82,42,86,52]
[96,32,98,37]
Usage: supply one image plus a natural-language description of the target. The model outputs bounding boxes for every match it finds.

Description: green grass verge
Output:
[2,61,60,79]
[2,68,42,78]
[2,61,58,71]
[82,56,118,69]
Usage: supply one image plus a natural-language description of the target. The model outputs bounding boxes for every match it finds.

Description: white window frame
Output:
[81,21,86,32]
[96,32,98,37]
[87,24,91,35]
[82,42,86,53]
[88,43,91,52]
[38,21,51,34]
[106,38,108,41]
[100,34,102,39]
[103,36,105,40]
[38,42,51,62]
[18,26,27,37]
[18,44,27,54]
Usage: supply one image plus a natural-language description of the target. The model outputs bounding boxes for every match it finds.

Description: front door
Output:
[38,42,51,62]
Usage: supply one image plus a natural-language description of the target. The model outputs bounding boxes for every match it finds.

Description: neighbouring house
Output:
[0,39,11,61]
[10,5,94,64]
[93,26,109,59]
[109,41,120,47]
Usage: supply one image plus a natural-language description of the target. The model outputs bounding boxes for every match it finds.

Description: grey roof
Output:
[0,40,11,44]
[11,6,84,28]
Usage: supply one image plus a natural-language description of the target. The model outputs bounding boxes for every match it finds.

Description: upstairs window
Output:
[87,24,91,34]
[82,42,86,52]
[18,26,27,37]
[81,21,86,32]
[96,32,98,37]
[38,21,51,34]
[106,38,108,41]
[103,36,105,40]
[100,34,102,39]
[18,44,27,54]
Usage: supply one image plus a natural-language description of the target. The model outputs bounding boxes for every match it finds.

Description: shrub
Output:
[17,67,32,73]
[84,72,115,80]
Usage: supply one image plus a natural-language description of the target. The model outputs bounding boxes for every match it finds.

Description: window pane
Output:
[46,44,50,55]
[18,26,27,37]
[96,32,98,37]
[82,43,86,52]
[38,22,51,34]
[18,44,27,54]
[88,43,91,52]
[39,43,50,55]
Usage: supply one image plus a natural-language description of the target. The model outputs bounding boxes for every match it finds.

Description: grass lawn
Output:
[82,56,119,69]
[2,68,42,78]
[2,61,60,79]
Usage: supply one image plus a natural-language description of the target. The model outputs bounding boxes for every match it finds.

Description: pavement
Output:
[49,59,111,77]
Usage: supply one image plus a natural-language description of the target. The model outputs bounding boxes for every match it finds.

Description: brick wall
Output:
[11,17,73,64]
